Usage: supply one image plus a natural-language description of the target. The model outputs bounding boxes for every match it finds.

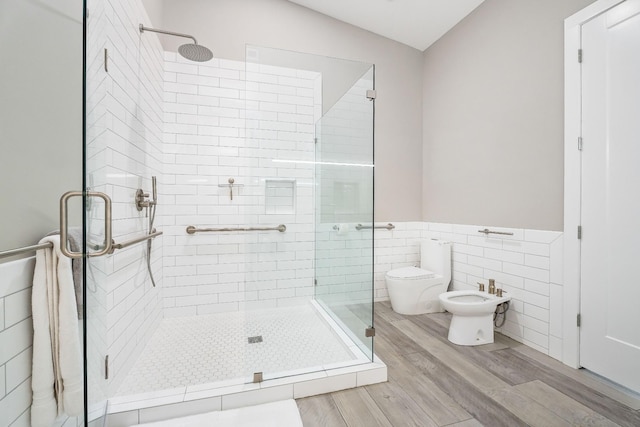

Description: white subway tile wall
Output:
[161,55,322,316]
[372,222,564,358]
[0,258,82,427]
[86,0,165,397]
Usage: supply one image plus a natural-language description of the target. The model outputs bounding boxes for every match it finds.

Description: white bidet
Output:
[438,290,511,346]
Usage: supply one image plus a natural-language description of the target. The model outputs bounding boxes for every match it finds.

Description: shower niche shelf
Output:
[265,179,296,214]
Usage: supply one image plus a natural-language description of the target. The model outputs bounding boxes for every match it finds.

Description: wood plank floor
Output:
[297,301,640,427]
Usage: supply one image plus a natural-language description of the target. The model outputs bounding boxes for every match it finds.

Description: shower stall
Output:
[83,0,380,424]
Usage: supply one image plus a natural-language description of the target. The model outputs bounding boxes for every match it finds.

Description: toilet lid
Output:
[386,266,436,279]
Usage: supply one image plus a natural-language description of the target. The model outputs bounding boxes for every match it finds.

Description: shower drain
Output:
[248,335,263,344]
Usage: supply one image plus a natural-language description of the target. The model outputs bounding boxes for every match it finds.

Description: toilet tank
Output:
[421,239,452,286]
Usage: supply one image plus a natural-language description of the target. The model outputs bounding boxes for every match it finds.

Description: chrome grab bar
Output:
[478,228,514,236]
[333,223,396,230]
[109,229,163,253]
[0,242,54,260]
[333,223,395,231]
[60,191,113,258]
[186,224,286,234]
[356,223,395,231]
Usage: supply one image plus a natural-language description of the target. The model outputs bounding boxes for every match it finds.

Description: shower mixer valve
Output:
[136,176,158,214]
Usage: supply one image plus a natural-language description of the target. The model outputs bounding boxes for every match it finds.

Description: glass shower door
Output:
[0,0,87,426]
[314,66,375,360]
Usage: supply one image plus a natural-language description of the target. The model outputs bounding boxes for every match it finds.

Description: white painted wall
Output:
[141,0,164,27]
[422,0,596,231]
[0,0,83,252]
[157,0,424,222]
[0,1,83,425]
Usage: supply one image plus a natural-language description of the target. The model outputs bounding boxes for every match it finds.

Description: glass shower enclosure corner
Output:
[83,6,376,421]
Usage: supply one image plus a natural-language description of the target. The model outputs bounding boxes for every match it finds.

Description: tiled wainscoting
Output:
[372,221,564,360]
[0,258,82,427]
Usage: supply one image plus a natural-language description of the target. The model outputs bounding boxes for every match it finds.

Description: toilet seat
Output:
[385,266,437,280]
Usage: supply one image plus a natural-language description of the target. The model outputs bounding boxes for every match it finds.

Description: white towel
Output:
[31,235,84,427]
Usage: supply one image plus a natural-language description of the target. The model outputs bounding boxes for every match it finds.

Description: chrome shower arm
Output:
[139,24,198,45]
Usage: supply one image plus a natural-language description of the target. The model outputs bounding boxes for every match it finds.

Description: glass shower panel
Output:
[84,0,108,423]
[247,45,375,376]
[84,0,165,420]
[315,66,375,359]
[0,0,86,425]
[243,46,326,382]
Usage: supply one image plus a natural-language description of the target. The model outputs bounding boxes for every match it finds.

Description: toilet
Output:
[438,290,511,346]
[385,239,451,315]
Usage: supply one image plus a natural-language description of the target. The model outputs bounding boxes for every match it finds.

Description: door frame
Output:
[563,0,626,369]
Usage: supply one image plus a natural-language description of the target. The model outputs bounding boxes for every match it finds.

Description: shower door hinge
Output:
[577,313,581,327]
[365,326,376,337]
[578,49,583,63]
[253,372,263,383]
[314,278,317,286]
[366,90,377,101]
[578,137,583,151]
[577,225,582,239]
[105,355,109,380]
[314,137,318,144]
[104,48,109,73]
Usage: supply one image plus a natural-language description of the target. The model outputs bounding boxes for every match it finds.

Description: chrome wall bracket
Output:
[365,326,376,337]
[253,372,263,383]
[105,355,109,380]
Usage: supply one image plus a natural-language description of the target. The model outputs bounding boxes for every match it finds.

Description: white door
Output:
[580,0,640,392]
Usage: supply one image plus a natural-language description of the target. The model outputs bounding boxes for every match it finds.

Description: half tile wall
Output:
[0,258,82,427]
[372,222,564,360]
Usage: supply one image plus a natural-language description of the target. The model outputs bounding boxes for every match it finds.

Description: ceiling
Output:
[287,0,485,52]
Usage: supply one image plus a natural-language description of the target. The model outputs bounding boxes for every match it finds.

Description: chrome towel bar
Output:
[109,230,163,253]
[0,242,54,260]
[478,228,514,236]
[186,225,286,234]
[0,231,164,260]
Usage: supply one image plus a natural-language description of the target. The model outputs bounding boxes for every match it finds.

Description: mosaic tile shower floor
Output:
[116,303,359,396]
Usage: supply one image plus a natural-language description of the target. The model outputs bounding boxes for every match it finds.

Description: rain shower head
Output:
[178,43,214,62]
[139,24,213,62]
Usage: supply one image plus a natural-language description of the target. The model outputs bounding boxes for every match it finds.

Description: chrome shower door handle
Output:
[60,191,113,258]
